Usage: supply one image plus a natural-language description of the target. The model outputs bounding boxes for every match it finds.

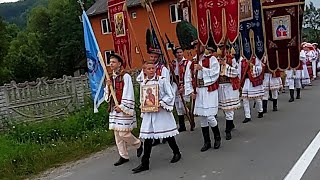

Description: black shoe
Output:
[137,142,143,158]
[258,112,263,118]
[178,127,187,132]
[212,126,221,149]
[152,139,161,146]
[132,164,149,174]
[170,153,181,163]
[114,157,129,166]
[273,99,278,111]
[225,131,232,140]
[201,142,211,152]
[289,89,294,102]
[262,100,268,113]
[296,88,301,99]
[242,118,251,123]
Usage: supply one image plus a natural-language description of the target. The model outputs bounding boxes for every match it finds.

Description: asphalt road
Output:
[39,80,320,180]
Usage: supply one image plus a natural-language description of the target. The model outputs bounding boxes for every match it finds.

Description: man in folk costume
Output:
[132,61,181,173]
[262,55,283,112]
[187,48,222,152]
[137,48,170,146]
[217,45,241,140]
[286,45,306,102]
[239,55,265,123]
[171,46,193,132]
[104,54,143,166]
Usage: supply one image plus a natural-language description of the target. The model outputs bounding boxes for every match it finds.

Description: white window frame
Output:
[101,18,111,34]
[169,4,182,23]
[104,50,115,66]
[132,12,137,19]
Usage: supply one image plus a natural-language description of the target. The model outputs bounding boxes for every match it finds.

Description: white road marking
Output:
[284,131,320,180]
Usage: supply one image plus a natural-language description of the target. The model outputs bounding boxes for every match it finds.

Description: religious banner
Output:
[262,0,305,71]
[108,0,132,68]
[195,0,239,46]
[235,0,265,61]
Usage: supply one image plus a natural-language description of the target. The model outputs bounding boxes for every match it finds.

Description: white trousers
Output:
[263,89,278,100]
[243,98,263,118]
[312,61,317,78]
[224,111,234,121]
[199,115,218,128]
[288,79,302,90]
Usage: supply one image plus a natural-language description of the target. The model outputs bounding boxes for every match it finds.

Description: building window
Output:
[169,4,182,23]
[105,50,115,65]
[166,42,175,50]
[132,12,137,19]
[101,18,111,34]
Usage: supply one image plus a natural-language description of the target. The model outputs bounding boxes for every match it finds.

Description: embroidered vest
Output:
[156,64,164,76]
[108,71,126,112]
[171,59,191,84]
[241,57,265,87]
[197,56,219,92]
[219,55,240,90]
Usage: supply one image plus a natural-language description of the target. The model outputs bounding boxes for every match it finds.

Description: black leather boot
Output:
[211,125,221,149]
[262,100,268,113]
[166,137,181,163]
[296,88,301,99]
[137,142,143,157]
[133,139,152,173]
[258,112,263,118]
[114,157,129,166]
[225,121,232,140]
[289,89,294,102]
[273,99,278,111]
[132,160,149,173]
[268,90,273,101]
[178,115,186,132]
[200,127,211,152]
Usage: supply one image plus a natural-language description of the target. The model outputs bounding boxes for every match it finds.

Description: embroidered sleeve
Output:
[251,58,263,78]
[300,51,307,63]
[221,64,238,78]
[184,61,194,96]
[104,85,110,102]
[118,74,135,116]
[201,56,220,86]
[159,78,175,111]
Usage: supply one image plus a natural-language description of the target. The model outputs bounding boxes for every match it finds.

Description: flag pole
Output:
[142,0,195,130]
[79,0,119,107]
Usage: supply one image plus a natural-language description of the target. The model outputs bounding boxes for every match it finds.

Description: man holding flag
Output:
[82,11,142,166]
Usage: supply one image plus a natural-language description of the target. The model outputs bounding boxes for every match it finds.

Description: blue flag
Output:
[82,11,105,113]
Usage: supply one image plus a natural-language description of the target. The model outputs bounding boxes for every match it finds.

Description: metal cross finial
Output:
[77,0,85,11]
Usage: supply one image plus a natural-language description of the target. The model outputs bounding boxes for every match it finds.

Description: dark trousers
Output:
[142,137,179,165]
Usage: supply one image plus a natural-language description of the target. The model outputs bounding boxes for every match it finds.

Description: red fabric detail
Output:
[297,60,303,70]
[156,65,163,76]
[201,56,219,91]
[226,54,240,90]
[108,0,132,68]
[241,58,265,87]
[114,76,124,104]
[306,61,313,77]
[196,0,239,45]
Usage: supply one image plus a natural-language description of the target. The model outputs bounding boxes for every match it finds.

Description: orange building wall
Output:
[89,0,197,69]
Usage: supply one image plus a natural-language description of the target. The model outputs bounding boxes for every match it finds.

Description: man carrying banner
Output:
[239,56,265,123]
[132,61,181,173]
[188,48,222,152]
[217,45,241,140]
[171,47,193,132]
[262,56,282,112]
[104,54,143,166]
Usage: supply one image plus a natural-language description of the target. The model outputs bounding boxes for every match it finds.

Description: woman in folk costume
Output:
[187,47,222,152]
[104,54,143,166]
[216,45,241,140]
[304,43,317,82]
[300,43,311,86]
[262,55,283,112]
[132,61,181,174]
[239,55,265,123]
[171,46,193,132]
[285,46,306,102]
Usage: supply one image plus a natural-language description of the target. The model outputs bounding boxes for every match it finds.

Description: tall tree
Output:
[303,2,320,43]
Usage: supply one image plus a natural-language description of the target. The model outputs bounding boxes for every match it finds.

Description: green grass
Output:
[0,86,143,180]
